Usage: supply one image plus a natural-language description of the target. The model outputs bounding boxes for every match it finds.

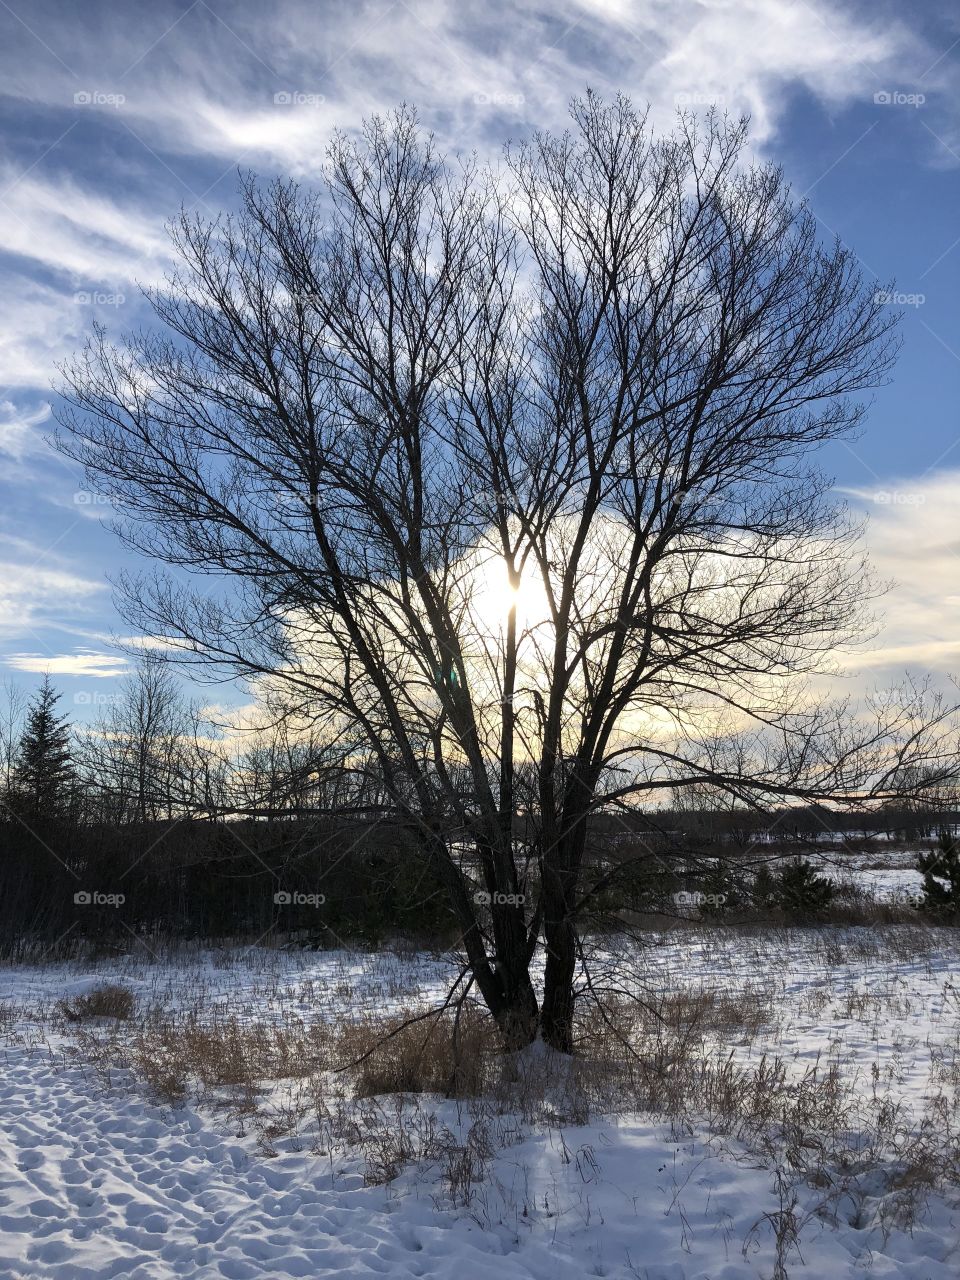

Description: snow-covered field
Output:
[1,924,958,1279]
[810,846,927,902]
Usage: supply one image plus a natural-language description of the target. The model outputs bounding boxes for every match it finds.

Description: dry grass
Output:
[56,983,136,1023]
[341,1005,496,1099]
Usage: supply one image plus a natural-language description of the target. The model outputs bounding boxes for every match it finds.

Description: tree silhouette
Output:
[8,676,75,821]
[56,97,960,1051]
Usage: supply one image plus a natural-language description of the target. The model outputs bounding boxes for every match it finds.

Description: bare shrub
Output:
[57,984,135,1022]
[133,1049,189,1105]
[340,1005,497,1099]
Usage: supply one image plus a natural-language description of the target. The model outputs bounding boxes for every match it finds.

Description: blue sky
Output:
[0,0,958,717]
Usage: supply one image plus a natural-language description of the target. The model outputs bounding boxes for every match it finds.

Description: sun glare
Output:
[469,556,547,637]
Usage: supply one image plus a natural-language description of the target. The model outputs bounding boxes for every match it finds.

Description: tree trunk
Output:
[490,973,540,1051]
[539,912,576,1052]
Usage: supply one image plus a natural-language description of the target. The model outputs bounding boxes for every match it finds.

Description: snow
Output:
[2,1045,957,1279]
[0,927,958,1278]
[809,847,928,901]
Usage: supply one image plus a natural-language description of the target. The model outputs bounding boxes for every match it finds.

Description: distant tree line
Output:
[1,661,956,957]
[0,663,462,954]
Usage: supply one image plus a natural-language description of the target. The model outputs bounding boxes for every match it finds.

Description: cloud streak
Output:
[4,649,130,678]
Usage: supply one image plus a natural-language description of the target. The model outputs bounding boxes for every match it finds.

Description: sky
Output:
[0,0,958,719]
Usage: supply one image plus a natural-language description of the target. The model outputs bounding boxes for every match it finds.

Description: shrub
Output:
[57,983,135,1022]
[746,858,835,921]
[750,864,778,911]
[696,861,743,918]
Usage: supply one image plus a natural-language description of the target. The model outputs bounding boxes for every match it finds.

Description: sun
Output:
[468,555,547,638]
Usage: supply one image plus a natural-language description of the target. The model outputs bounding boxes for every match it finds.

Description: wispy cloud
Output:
[0,530,107,656]
[0,559,104,636]
[4,648,129,677]
[0,0,954,684]
[0,0,935,391]
[0,169,172,283]
[0,398,51,459]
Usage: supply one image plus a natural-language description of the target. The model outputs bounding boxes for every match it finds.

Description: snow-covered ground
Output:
[808,845,927,901]
[1,928,958,1279]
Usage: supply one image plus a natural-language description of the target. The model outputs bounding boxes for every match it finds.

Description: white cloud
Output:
[0,0,931,168]
[0,400,52,460]
[0,278,88,389]
[0,170,171,284]
[0,560,104,637]
[0,534,106,650]
[4,649,129,678]
[0,172,172,391]
[842,473,960,677]
[0,0,949,681]
[0,0,936,391]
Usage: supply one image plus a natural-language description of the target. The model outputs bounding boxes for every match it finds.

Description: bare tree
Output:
[212,705,363,820]
[77,656,190,825]
[56,96,958,1051]
[0,679,26,798]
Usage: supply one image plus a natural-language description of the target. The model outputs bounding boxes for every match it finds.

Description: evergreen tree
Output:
[918,832,960,919]
[750,864,778,912]
[8,676,75,820]
[748,858,834,919]
[777,857,835,919]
